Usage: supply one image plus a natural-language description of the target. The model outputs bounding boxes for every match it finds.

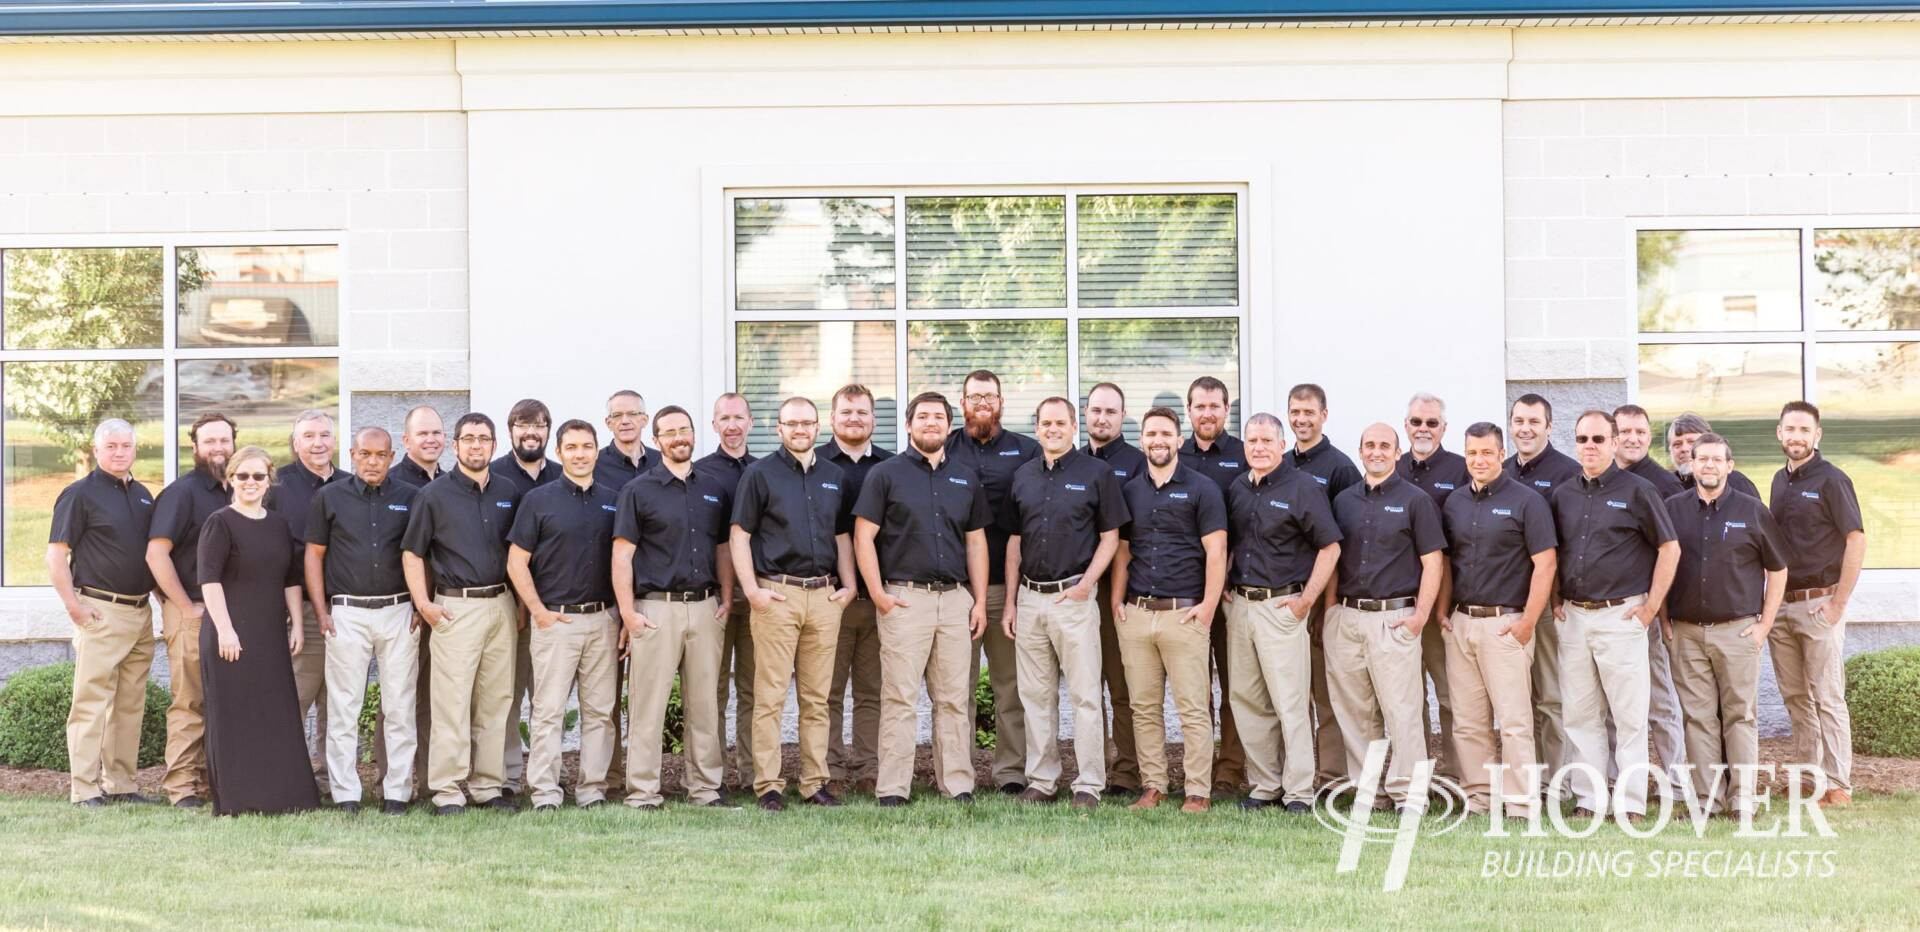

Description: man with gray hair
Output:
[1667,412,1761,499]
[595,390,653,490]
[269,408,343,787]
[1395,390,1469,784]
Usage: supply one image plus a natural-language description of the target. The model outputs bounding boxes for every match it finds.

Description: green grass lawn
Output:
[1,792,1915,928]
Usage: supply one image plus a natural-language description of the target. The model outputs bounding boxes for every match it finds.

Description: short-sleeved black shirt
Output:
[49,469,156,596]
[1084,438,1147,484]
[508,478,618,605]
[1666,489,1788,622]
[1625,455,1685,499]
[593,442,652,492]
[150,467,229,601]
[1119,464,1228,601]
[390,456,443,490]
[400,470,522,589]
[1226,465,1342,590]
[305,476,418,598]
[613,463,732,594]
[490,453,562,499]
[694,449,757,502]
[945,426,1041,586]
[1180,433,1249,496]
[732,448,845,580]
[1441,474,1559,610]
[1006,448,1130,582]
[1396,448,1470,508]
[1550,465,1678,602]
[822,439,893,536]
[1504,444,1581,501]
[853,446,994,586]
[1679,468,1760,501]
[1285,438,1363,501]
[1769,452,1866,589]
[1332,474,1447,601]
[269,460,342,546]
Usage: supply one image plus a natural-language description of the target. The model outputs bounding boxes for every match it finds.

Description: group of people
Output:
[52,372,1863,821]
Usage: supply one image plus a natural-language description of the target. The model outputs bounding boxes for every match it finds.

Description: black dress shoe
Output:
[999,783,1026,796]
[803,789,842,807]
[107,793,157,805]
[951,792,976,805]
[336,801,361,814]
[1238,796,1275,812]
[757,791,786,812]
[1070,792,1099,811]
[500,787,519,800]
[697,798,728,808]
[382,800,409,816]
[534,804,559,813]
[485,796,516,812]
[173,795,204,809]
[1285,801,1312,814]
[74,796,107,809]
[434,804,466,816]
[876,795,909,808]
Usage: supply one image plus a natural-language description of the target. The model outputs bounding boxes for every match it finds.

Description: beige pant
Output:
[1226,596,1314,804]
[827,597,882,784]
[1771,596,1852,792]
[1443,611,1538,815]
[626,597,725,807]
[160,599,209,803]
[1672,618,1764,813]
[962,584,1026,787]
[66,596,156,802]
[876,585,976,800]
[1014,586,1105,796]
[426,592,517,807]
[751,580,845,797]
[1116,604,1213,798]
[1209,605,1246,788]
[718,594,755,784]
[293,602,328,780]
[1096,576,1138,791]
[502,618,533,788]
[1325,604,1429,807]
[1531,609,1568,778]
[1308,601,1346,787]
[1646,621,1688,783]
[526,608,619,808]
[324,601,419,803]
[1559,597,1651,815]
[1422,618,1458,781]
[373,624,432,799]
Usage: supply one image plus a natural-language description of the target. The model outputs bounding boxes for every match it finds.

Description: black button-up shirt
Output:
[853,446,993,585]
[1226,465,1341,589]
[1332,474,1446,601]
[49,469,156,596]
[1625,455,1685,499]
[508,478,618,605]
[1769,452,1866,590]
[1679,468,1760,500]
[1119,464,1228,601]
[733,448,846,580]
[400,470,522,589]
[1285,438,1362,500]
[1550,465,1677,602]
[822,439,893,536]
[1441,474,1558,609]
[1397,448,1470,508]
[390,456,443,489]
[945,427,1041,586]
[613,463,731,593]
[1006,448,1130,582]
[694,449,757,502]
[306,476,417,598]
[490,453,562,499]
[1085,438,1147,484]
[1666,489,1788,622]
[1179,433,1249,496]
[1505,444,1581,501]
[593,442,652,492]
[150,467,229,601]
[269,460,341,546]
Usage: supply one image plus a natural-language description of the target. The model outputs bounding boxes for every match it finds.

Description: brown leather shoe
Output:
[1181,795,1211,813]
[1129,789,1166,810]
[1017,787,1057,804]
[1070,792,1099,811]
[853,777,878,796]
[1570,807,1599,820]
[1820,788,1852,807]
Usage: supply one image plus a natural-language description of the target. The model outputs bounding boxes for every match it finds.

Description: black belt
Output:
[1129,595,1198,611]
[1022,575,1083,595]
[1339,596,1415,612]
[1565,596,1631,611]
[1234,583,1304,601]
[1455,603,1521,618]
[766,574,834,590]
[886,579,959,593]
[80,587,149,608]
[1674,614,1756,628]
[436,583,507,599]
[332,593,409,609]
[637,588,716,603]
[1785,586,1836,603]
[548,601,610,614]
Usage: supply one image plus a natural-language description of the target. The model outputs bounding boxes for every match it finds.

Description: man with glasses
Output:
[1282,383,1361,790]
[392,405,445,489]
[1395,392,1470,785]
[1668,412,1761,499]
[822,384,893,795]
[1179,376,1251,794]
[272,409,342,788]
[489,398,560,799]
[1082,382,1146,797]
[700,393,761,790]
[1506,393,1581,783]
[595,390,653,490]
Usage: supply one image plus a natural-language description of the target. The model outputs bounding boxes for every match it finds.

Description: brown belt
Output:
[80,587,150,608]
[548,601,610,614]
[1565,596,1631,611]
[1022,575,1083,594]
[887,579,959,593]
[1785,586,1837,604]
[1234,583,1304,601]
[1456,603,1521,618]
[332,593,409,609]
[437,583,507,599]
[1339,596,1415,612]
[767,574,834,590]
[1673,614,1757,628]
[638,588,716,603]
[1129,595,1198,611]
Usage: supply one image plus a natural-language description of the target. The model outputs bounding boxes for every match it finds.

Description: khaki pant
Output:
[626,597,725,807]
[1014,586,1105,796]
[1421,618,1458,782]
[1771,596,1852,792]
[750,581,845,797]
[827,597,881,785]
[324,600,419,803]
[876,585,976,800]
[1116,604,1213,798]
[1443,611,1538,816]
[373,623,432,799]
[1096,576,1139,791]
[159,599,209,803]
[292,602,328,781]
[502,618,533,789]
[1226,596,1314,804]
[1673,618,1763,813]
[1531,609,1568,779]
[1308,601,1346,787]
[1559,597,1651,815]
[1645,621,1688,784]
[66,596,156,802]
[1325,604,1429,807]
[718,594,755,785]
[1209,605,1246,788]
[526,608,618,808]
[961,584,1026,787]
[426,592,516,807]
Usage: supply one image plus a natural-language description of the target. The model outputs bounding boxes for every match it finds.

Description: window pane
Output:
[177,245,340,348]
[734,198,896,311]
[1637,343,1802,485]
[175,358,340,474]
[1078,318,1240,443]
[735,320,897,457]
[2,248,164,351]
[3,360,165,586]
[1812,228,1920,332]
[1077,194,1238,308]
[906,196,1066,309]
[1817,341,1919,568]
[907,319,1067,436]
[1637,230,1800,333]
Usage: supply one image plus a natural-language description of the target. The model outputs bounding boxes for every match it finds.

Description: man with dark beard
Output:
[490,398,561,799]
[145,412,235,808]
[1180,376,1249,794]
[1667,412,1762,499]
[823,384,893,795]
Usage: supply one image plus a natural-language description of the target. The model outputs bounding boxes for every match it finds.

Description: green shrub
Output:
[1846,646,1920,759]
[0,661,170,770]
[974,667,995,750]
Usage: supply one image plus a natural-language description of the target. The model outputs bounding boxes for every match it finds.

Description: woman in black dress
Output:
[198,445,320,816]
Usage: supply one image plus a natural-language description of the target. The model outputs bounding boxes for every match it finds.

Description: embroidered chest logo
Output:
[1268,500,1291,510]
[1219,461,1241,469]
[1605,500,1629,509]
[1490,508,1513,516]
[1434,483,1456,491]
[1311,475,1329,485]
[820,483,840,491]
[947,476,970,487]
[1168,491,1190,500]
[1800,490,1822,500]
[1383,505,1405,514]
[494,500,513,509]
[602,504,617,512]
[1064,483,1088,492]
[1724,521,1748,530]
[1533,480,1552,489]
[997,450,1023,457]
[1112,469,1130,478]
[702,494,721,504]
[387,504,409,512]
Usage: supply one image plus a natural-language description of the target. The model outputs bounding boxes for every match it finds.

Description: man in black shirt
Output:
[1283,382,1360,789]
[594,389,653,490]
[401,412,523,815]
[1664,433,1787,817]
[305,426,421,814]
[1113,407,1227,813]
[376,402,442,799]
[1082,381,1145,796]
[51,419,158,808]
[1668,412,1761,499]
[490,398,560,795]
[1224,413,1339,813]
[1004,397,1128,809]
[391,404,445,489]
[823,384,892,795]
[1397,391,1470,786]
[1505,393,1581,783]
[701,392,761,790]
[854,391,993,806]
[1613,403,1688,789]
[274,408,342,785]
[1768,401,1867,807]
[1178,376,1249,793]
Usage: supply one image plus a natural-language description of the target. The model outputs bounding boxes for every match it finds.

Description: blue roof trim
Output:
[2,0,1917,36]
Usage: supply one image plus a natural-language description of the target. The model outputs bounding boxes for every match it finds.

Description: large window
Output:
[1636,226,1920,568]
[2,240,342,587]
[730,189,1245,455]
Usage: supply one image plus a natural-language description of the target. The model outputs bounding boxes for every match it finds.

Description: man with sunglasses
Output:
[1395,391,1470,785]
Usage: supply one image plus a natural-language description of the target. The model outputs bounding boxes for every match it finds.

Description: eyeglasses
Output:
[963,393,1000,405]
[607,411,644,422]
[1574,434,1609,445]
[1406,417,1442,429]
[779,420,819,429]
[456,434,493,444]
[233,471,269,483]
[656,428,695,440]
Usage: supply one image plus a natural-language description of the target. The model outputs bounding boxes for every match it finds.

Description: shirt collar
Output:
[563,477,599,498]
[1362,473,1404,497]
[775,445,814,474]
[1042,447,1081,473]
[1086,438,1130,460]
[1292,437,1328,463]
[1785,450,1826,481]
[89,468,137,490]
[1471,473,1511,499]
[1515,444,1561,474]
[646,462,696,487]
[350,475,388,497]
[190,465,226,492]
[1181,434,1233,456]
[449,469,488,494]
[1149,465,1190,490]
[903,444,947,471]
[604,441,648,469]
[824,438,874,463]
[1578,463,1622,490]
[1404,448,1448,472]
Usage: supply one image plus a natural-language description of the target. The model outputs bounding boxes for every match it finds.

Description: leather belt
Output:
[332,593,409,609]
[886,579,959,593]
[1234,583,1304,601]
[1565,596,1631,611]
[436,583,507,599]
[1339,596,1416,612]
[1785,586,1837,604]
[767,574,834,590]
[548,601,610,614]
[1023,575,1083,595]
[1456,603,1521,618]
[638,588,716,603]
[80,587,150,608]
[1129,595,1198,611]
[1674,614,1756,628]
